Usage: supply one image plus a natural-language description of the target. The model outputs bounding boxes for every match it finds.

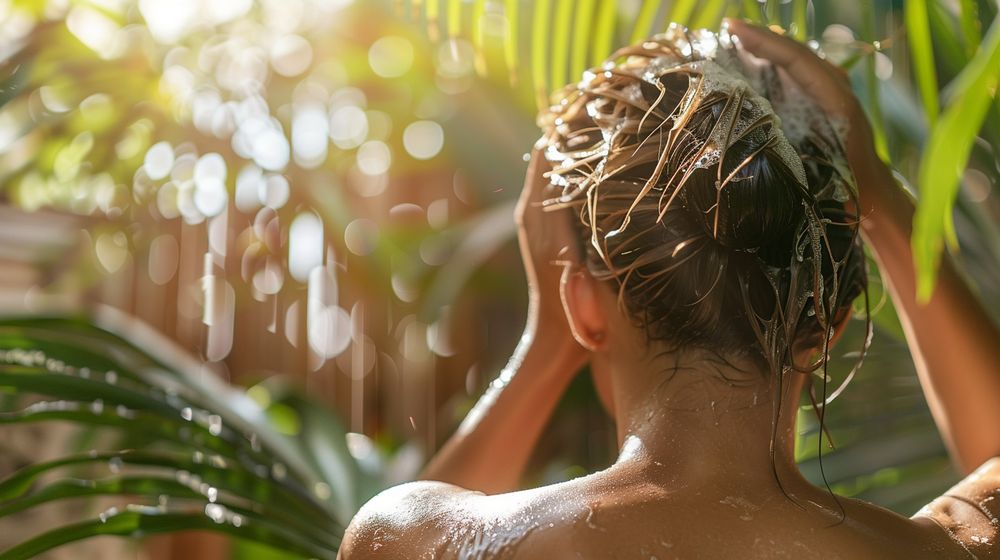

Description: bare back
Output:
[340,458,1000,559]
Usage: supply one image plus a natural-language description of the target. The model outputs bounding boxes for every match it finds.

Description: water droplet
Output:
[90,399,104,415]
[205,503,226,524]
[345,432,375,461]
[99,507,119,523]
[207,414,222,436]
[206,486,218,503]
[314,482,331,500]
[181,407,193,421]
[271,462,287,480]
[105,370,117,384]
[108,456,123,474]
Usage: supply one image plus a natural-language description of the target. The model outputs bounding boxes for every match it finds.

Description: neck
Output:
[607,350,811,492]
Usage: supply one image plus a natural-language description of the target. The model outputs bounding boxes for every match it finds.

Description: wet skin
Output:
[341,367,1000,559]
[342,463,997,559]
[339,20,1000,559]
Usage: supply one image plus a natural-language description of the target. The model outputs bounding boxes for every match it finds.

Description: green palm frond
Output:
[912,17,1000,299]
[0,310,364,559]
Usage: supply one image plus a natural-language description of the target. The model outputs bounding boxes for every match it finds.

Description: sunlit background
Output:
[2,0,999,558]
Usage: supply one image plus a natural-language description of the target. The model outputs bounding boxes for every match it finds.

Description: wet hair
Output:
[540,26,869,392]
[541,27,872,513]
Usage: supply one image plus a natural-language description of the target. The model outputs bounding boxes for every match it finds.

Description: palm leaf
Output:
[906,0,940,125]
[913,18,1000,299]
[2,509,336,560]
[0,310,361,558]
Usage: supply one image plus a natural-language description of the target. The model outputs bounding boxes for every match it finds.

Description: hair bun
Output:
[680,140,807,256]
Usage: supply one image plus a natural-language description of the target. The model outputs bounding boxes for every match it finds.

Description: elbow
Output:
[952,440,1000,477]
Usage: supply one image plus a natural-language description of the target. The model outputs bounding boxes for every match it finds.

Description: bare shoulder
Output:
[912,456,1000,558]
[337,467,1000,559]
[338,478,591,559]
[339,480,478,559]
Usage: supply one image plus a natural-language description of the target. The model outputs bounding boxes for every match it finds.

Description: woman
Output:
[339,20,1000,559]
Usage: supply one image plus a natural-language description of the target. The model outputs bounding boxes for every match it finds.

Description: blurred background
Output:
[1,0,999,558]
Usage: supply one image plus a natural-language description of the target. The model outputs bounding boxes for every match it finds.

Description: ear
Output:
[560,264,608,352]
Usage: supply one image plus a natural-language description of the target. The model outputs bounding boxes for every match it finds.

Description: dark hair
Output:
[541,27,868,381]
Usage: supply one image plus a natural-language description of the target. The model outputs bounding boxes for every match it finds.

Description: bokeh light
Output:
[356,141,391,176]
[368,36,414,78]
[403,120,444,160]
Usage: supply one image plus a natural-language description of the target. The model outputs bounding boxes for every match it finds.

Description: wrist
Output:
[521,302,586,378]
[853,162,915,256]
[522,333,586,386]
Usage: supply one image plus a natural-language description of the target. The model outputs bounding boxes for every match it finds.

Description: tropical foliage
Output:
[0,312,370,559]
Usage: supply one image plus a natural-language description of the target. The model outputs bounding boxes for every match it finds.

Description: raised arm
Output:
[418,144,587,494]
[729,19,1000,474]
[851,153,1000,475]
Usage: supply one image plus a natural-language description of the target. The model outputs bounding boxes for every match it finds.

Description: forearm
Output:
[859,162,1000,473]
[420,304,584,494]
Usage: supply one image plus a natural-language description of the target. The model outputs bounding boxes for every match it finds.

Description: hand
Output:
[725,19,897,212]
[416,145,588,494]
[514,142,583,346]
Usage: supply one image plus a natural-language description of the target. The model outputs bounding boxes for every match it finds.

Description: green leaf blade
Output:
[913,18,1000,300]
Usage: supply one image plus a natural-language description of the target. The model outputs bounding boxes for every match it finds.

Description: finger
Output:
[526,146,554,204]
[726,20,818,69]
[726,20,848,112]
[528,146,548,187]
[515,145,552,225]
[832,64,850,86]
[728,20,844,91]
